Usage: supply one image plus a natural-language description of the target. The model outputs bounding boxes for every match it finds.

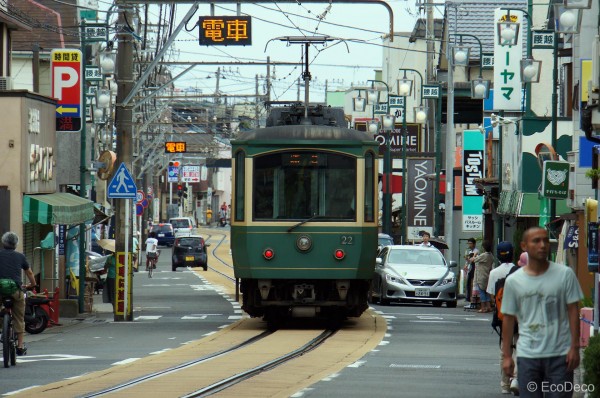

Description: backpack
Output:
[0,278,19,296]
[491,265,520,338]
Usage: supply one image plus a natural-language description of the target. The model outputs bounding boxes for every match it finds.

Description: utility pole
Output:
[255,74,260,128]
[324,79,328,104]
[426,4,435,152]
[266,56,271,103]
[114,3,135,321]
[297,77,301,101]
[215,67,221,104]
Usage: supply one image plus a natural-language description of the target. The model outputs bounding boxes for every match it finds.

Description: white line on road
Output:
[112,358,141,365]
[134,315,162,320]
[3,385,41,396]
[348,360,366,368]
[17,354,95,363]
[390,364,441,369]
[409,320,460,324]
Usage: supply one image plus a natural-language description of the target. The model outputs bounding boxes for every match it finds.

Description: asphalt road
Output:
[2,241,513,397]
[297,302,508,398]
[0,247,240,396]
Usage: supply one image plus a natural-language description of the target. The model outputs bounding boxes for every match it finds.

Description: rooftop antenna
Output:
[268,36,337,122]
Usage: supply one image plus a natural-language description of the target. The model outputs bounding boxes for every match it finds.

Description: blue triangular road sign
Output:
[108,163,137,199]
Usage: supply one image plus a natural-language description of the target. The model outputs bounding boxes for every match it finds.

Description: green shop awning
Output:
[496,191,570,218]
[23,193,95,225]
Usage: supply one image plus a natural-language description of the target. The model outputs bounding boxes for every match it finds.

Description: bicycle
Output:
[1,294,18,368]
[146,250,160,278]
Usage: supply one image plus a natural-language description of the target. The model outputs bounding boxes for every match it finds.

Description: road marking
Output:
[348,360,366,368]
[409,320,460,324]
[416,315,443,320]
[190,285,218,291]
[182,315,207,320]
[134,315,162,320]
[228,315,243,320]
[141,284,171,287]
[64,373,91,380]
[3,385,41,395]
[150,348,172,355]
[390,364,441,369]
[17,354,94,363]
[112,358,141,365]
[465,317,491,321]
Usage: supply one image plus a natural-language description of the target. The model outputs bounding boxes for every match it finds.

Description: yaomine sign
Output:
[406,157,434,241]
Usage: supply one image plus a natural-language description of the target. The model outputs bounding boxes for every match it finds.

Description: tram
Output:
[230,103,379,322]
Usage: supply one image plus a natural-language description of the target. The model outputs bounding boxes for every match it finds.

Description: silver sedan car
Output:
[371,245,458,307]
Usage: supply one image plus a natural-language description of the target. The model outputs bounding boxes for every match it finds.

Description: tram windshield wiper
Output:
[287,214,321,232]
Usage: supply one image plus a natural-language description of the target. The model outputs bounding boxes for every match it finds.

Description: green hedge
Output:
[583,333,600,397]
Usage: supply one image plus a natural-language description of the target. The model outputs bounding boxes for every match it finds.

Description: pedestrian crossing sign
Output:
[108,162,137,199]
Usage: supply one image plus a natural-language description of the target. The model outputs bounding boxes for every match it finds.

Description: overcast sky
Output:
[100,1,446,104]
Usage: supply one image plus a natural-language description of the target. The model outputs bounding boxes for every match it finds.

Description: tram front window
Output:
[253,152,356,221]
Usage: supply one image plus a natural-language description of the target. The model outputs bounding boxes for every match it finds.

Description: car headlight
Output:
[386,274,408,285]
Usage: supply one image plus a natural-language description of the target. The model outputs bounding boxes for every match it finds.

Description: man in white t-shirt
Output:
[502,227,583,397]
[145,232,159,270]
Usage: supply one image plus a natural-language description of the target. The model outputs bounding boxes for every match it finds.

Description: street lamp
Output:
[451,34,491,101]
[353,90,366,112]
[554,4,583,34]
[397,69,425,243]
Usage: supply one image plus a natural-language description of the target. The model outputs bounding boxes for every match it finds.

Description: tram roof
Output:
[233,125,374,143]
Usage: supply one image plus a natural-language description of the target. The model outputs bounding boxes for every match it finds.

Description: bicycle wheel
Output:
[3,313,11,368]
[9,324,16,366]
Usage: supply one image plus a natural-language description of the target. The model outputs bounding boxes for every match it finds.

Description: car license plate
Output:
[158,233,165,237]
[185,256,194,261]
[415,288,430,297]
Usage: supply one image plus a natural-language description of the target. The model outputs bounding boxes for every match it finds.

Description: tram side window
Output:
[364,152,375,222]
[234,151,245,221]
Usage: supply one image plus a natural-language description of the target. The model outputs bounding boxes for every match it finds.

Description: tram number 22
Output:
[340,235,354,245]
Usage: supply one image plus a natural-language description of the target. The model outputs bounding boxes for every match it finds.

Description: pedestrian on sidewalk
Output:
[464,237,479,304]
[473,240,494,313]
[501,227,583,398]
[487,241,520,394]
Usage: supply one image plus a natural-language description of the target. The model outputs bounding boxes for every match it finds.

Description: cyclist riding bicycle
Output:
[145,231,159,270]
[0,231,36,356]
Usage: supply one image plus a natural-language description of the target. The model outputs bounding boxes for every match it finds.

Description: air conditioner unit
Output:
[0,76,13,90]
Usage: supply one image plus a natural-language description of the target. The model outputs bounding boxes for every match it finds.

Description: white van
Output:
[169,217,194,237]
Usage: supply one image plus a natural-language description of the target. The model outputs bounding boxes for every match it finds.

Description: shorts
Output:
[147,252,158,259]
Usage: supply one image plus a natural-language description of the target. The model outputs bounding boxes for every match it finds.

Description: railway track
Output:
[29,320,337,398]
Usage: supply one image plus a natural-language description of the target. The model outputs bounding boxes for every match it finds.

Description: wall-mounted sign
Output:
[541,160,569,199]
[406,157,434,241]
[493,9,524,111]
[51,49,82,133]
[165,141,187,153]
[198,16,251,46]
[462,130,484,232]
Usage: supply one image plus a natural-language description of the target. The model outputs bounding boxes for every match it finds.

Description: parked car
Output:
[169,217,195,238]
[378,233,394,251]
[171,235,210,271]
[371,245,458,307]
[150,223,175,246]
